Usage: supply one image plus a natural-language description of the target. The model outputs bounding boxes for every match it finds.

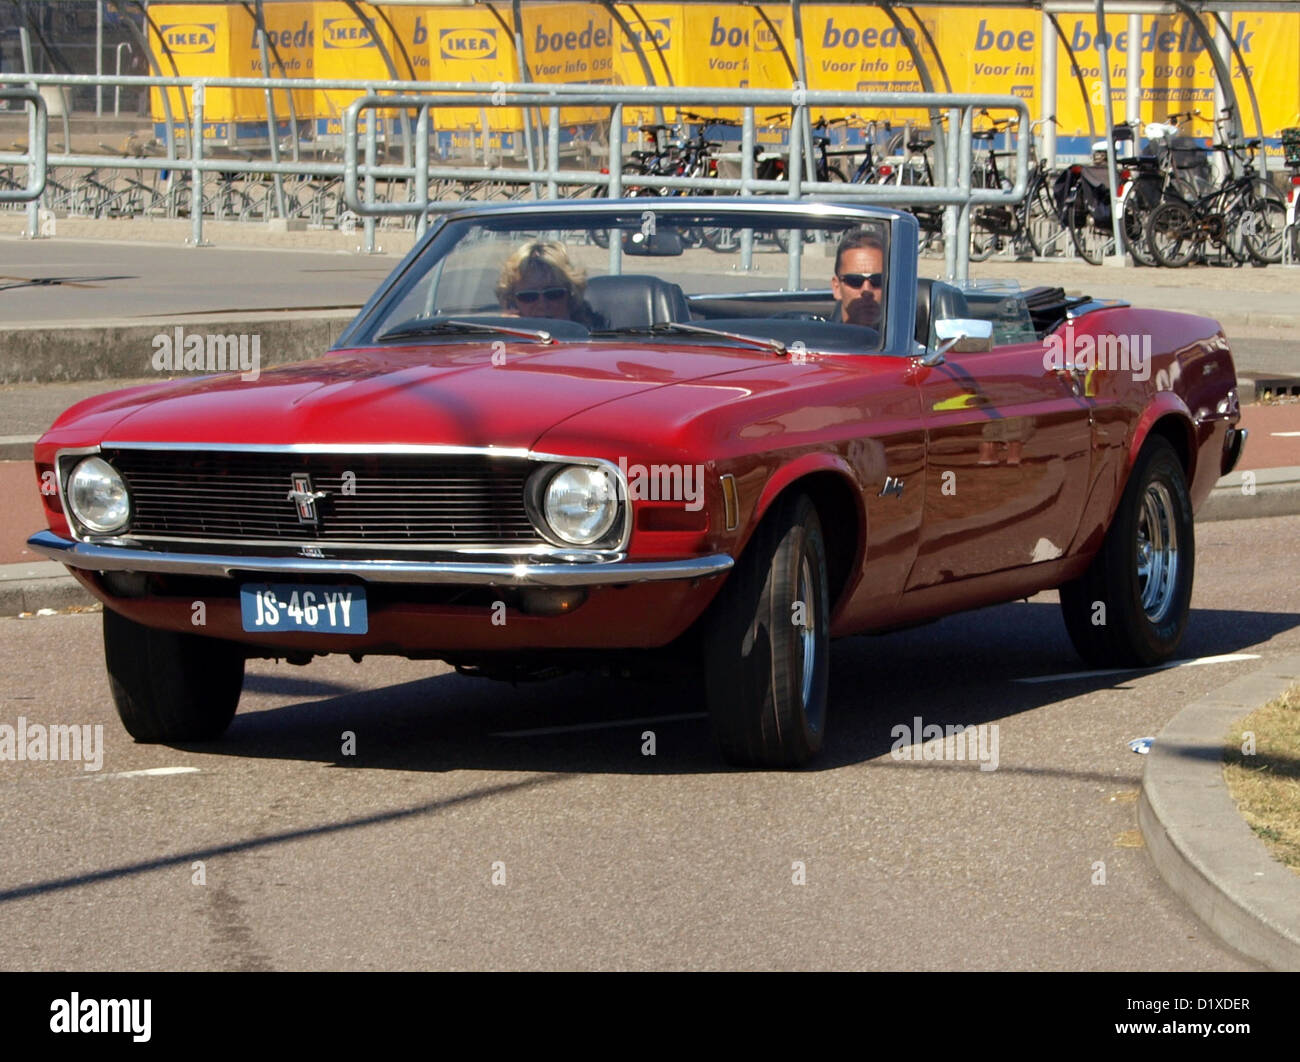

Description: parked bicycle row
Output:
[4,105,1296,266]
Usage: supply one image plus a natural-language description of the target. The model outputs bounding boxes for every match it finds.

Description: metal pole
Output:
[19,26,39,239]
[791,0,815,192]
[510,0,539,190]
[787,103,803,291]
[547,105,560,199]
[1094,0,1126,261]
[608,103,622,277]
[741,106,755,272]
[414,103,430,239]
[1041,12,1057,170]
[96,1,104,117]
[363,102,376,254]
[255,3,287,221]
[1125,13,1141,128]
[956,106,972,284]
[190,82,207,247]
[944,106,959,280]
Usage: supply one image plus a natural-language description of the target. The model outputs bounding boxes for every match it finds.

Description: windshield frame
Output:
[337,199,916,358]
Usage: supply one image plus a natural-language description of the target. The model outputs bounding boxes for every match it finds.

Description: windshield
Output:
[356,210,891,354]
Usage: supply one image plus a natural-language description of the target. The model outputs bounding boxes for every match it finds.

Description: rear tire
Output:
[702,493,830,767]
[1058,437,1194,667]
[1148,199,1197,268]
[104,608,244,742]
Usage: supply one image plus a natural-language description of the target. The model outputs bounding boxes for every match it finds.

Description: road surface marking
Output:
[493,712,707,737]
[90,766,201,780]
[1269,431,1300,437]
[1013,653,1260,684]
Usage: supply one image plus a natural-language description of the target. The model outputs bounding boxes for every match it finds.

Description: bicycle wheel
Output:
[1240,189,1287,264]
[1147,199,1197,268]
[969,212,999,261]
[1067,195,1110,265]
[1122,199,1156,266]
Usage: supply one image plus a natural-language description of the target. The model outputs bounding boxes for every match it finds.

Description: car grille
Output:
[101,448,542,548]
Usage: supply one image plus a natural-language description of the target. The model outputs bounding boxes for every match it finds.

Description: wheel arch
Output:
[1129,396,1196,484]
[749,456,865,618]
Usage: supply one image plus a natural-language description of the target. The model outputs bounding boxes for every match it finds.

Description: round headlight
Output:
[68,456,130,534]
[543,465,618,545]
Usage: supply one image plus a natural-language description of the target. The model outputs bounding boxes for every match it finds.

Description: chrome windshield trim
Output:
[27,531,732,588]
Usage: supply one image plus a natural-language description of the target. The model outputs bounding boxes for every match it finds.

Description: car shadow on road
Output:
[174,600,1300,775]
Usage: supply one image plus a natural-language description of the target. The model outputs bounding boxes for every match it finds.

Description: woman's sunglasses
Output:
[514,286,569,305]
[837,272,884,290]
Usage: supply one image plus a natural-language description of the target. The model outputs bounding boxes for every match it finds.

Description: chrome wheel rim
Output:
[1137,482,1179,623]
[797,555,817,710]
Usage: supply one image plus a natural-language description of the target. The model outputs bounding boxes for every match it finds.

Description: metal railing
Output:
[0,88,48,204]
[0,73,1031,281]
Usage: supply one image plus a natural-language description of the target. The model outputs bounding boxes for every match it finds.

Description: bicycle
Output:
[969,113,1064,262]
[1146,128,1285,267]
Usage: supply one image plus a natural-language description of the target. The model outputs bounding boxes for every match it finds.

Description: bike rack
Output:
[0,88,47,204]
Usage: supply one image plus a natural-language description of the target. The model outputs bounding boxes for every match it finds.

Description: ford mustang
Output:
[28,200,1246,766]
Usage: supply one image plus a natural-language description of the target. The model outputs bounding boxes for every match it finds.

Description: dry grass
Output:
[1224,684,1300,875]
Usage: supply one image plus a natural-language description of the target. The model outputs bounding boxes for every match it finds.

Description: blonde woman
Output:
[496,240,606,329]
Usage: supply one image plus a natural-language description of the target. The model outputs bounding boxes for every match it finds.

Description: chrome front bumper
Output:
[26,531,733,588]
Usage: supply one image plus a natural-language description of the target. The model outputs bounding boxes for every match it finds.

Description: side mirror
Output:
[931,317,994,358]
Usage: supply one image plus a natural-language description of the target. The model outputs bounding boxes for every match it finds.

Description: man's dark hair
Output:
[834,227,886,276]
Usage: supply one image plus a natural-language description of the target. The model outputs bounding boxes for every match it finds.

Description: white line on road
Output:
[88,766,201,780]
[493,712,707,738]
[1270,431,1300,437]
[1013,654,1261,684]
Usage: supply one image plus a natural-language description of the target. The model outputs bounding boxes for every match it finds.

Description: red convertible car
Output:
[28,200,1245,766]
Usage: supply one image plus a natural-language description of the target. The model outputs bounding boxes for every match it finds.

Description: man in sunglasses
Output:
[496,240,607,329]
[829,227,886,330]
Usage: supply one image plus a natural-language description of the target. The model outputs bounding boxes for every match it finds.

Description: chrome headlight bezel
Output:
[526,463,623,548]
[66,455,131,535]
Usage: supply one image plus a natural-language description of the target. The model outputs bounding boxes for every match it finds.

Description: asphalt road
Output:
[1,514,1296,970]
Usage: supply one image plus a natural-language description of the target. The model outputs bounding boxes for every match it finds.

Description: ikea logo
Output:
[621,18,671,52]
[322,18,374,49]
[160,24,216,54]
[439,28,497,60]
[754,19,783,52]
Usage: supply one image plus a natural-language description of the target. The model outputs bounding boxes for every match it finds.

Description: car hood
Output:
[45,342,789,451]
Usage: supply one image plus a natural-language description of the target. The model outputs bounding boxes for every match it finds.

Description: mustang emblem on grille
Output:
[287,474,329,524]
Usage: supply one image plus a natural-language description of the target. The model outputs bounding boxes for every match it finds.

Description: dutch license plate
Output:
[240,583,368,634]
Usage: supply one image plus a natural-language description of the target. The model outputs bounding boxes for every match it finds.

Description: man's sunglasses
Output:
[837,272,884,290]
[514,286,569,305]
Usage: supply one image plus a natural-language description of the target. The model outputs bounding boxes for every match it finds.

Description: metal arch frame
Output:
[1209,5,1265,156]
[1046,9,1097,144]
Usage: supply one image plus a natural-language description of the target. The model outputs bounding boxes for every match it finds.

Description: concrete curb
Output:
[1196,467,1300,523]
[0,310,359,386]
[1139,658,1300,971]
[0,561,95,616]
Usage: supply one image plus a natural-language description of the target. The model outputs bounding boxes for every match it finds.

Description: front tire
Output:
[104,608,245,742]
[702,493,830,767]
[1059,437,1194,667]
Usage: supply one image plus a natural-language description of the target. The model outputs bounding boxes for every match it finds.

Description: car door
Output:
[906,339,1094,589]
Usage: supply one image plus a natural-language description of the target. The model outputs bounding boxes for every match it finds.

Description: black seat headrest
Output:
[584,274,691,330]
[915,278,971,348]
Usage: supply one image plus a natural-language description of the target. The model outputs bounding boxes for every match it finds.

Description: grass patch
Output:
[1224,684,1300,876]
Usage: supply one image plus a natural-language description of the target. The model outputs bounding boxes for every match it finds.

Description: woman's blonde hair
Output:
[495,240,587,307]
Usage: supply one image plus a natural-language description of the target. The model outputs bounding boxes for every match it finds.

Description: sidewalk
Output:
[1141,657,1300,971]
